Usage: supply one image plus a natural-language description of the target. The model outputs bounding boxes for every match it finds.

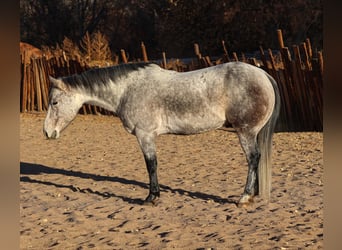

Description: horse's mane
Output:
[61,62,154,92]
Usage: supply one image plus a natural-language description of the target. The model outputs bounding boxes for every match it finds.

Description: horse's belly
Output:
[164,112,225,135]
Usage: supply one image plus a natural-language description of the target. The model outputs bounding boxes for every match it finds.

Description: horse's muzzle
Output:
[44,129,58,139]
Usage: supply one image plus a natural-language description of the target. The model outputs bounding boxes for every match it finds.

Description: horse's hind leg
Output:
[236,129,260,207]
[135,129,160,205]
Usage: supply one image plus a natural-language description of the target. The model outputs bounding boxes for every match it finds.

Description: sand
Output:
[20,113,323,249]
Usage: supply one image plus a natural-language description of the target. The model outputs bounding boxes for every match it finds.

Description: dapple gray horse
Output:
[44,62,280,207]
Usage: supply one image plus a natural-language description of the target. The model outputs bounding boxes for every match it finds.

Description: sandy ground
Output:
[20,113,323,249]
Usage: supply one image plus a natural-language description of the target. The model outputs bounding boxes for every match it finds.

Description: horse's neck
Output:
[83,80,126,113]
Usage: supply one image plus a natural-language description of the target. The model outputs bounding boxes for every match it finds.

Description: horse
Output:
[43,61,280,207]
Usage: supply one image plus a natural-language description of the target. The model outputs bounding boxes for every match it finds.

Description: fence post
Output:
[38,58,49,110]
[162,52,167,68]
[300,42,311,70]
[141,42,149,62]
[318,51,323,76]
[120,49,128,63]
[259,46,268,71]
[21,52,28,112]
[277,29,285,49]
[232,52,239,61]
[194,43,201,59]
[221,40,230,62]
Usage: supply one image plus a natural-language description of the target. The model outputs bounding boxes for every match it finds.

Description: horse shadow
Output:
[20,162,238,205]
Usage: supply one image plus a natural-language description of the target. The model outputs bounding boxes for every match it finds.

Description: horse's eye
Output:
[52,101,58,106]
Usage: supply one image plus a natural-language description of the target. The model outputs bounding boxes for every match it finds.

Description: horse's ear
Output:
[49,76,68,91]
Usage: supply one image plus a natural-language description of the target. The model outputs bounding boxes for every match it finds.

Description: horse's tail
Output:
[257,73,281,202]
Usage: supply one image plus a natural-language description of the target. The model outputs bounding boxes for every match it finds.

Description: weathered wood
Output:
[29,62,35,111]
[204,56,213,66]
[268,49,277,71]
[318,51,323,76]
[232,52,239,61]
[259,46,268,70]
[292,45,310,129]
[21,52,28,112]
[162,52,167,69]
[38,58,49,110]
[248,57,258,66]
[120,49,128,63]
[32,59,42,111]
[305,38,312,59]
[241,53,247,63]
[300,42,311,70]
[141,42,148,62]
[194,43,201,59]
[277,29,285,49]
[221,40,230,62]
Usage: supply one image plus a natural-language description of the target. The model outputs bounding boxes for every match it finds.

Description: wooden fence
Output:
[20,30,323,132]
[263,30,323,132]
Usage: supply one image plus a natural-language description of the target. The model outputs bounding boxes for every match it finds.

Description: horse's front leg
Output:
[143,154,160,205]
[135,129,160,205]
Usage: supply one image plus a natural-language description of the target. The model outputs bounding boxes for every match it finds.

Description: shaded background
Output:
[20,0,323,59]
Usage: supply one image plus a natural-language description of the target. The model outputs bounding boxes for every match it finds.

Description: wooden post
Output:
[204,56,213,66]
[300,42,311,70]
[259,46,268,70]
[280,47,294,130]
[120,49,128,63]
[113,54,119,65]
[248,58,258,66]
[93,105,100,115]
[232,52,239,61]
[305,38,312,59]
[27,61,32,111]
[81,105,87,114]
[194,43,201,59]
[292,44,309,129]
[21,52,28,112]
[194,43,206,68]
[241,53,246,62]
[32,59,43,111]
[141,42,148,62]
[268,49,277,70]
[281,47,292,69]
[221,40,230,62]
[277,29,285,49]
[292,45,303,69]
[38,58,49,110]
[318,51,323,76]
[162,52,167,69]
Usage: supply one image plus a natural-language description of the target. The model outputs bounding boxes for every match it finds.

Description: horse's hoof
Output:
[237,194,254,208]
[143,193,160,206]
[143,196,160,206]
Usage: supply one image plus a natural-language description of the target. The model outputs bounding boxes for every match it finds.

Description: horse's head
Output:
[43,76,84,139]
